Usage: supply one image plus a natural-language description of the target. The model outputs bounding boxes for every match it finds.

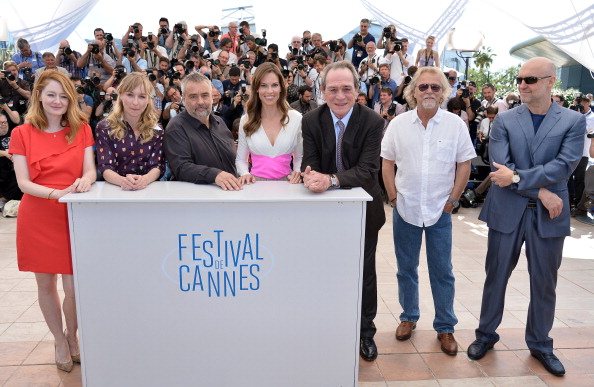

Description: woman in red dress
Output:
[9,71,96,372]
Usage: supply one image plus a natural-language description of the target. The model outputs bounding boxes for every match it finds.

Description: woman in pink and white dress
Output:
[236,62,302,183]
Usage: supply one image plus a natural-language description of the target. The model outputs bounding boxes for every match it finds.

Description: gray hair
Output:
[16,38,29,50]
[181,72,212,95]
[320,61,359,91]
[404,66,452,108]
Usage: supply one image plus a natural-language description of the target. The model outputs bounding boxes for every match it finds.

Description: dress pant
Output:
[476,207,564,353]
[360,232,379,338]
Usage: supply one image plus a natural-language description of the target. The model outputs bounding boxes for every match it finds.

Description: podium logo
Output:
[172,230,272,297]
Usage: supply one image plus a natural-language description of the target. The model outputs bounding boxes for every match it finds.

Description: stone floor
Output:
[0,205,593,386]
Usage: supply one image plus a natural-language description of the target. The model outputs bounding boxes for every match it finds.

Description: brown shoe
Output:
[395,321,416,341]
[437,333,458,355]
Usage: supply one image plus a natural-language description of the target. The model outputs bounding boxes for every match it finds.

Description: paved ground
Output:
[0,205,593,386]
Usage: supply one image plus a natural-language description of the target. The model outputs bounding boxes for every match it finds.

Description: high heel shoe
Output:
[55,343,74,372]
[64,329,81,364]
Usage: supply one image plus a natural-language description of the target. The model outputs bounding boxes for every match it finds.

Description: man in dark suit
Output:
[468,57,586,376]
[301,61,385,361]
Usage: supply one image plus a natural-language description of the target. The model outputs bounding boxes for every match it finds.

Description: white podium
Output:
[61,181,371,387]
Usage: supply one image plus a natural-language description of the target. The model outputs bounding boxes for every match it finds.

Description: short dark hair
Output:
[229,66,241,77]
[554,94,565,102]
[239,21,249,28]
[446,97,463,111]
[486,106,499,115]
[298,85,312,95]
[220,37,232,47]
[159,17,169,25]
[268,43,279,52]
[380,86,393,96]
[482,83,496,91]
[94,28,104,35]
[360,18,370,24]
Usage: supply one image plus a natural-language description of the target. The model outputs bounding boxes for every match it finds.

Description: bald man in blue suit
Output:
[467,57,586,377]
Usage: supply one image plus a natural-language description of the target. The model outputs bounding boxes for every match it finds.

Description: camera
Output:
[22,67,34,82]
[148,73,157,82]
[369,75,380,85]
[473,106,487,125]
[242,93,249,102]
[213,59,221,66]
[90,44,100,54]
[461,88,470,98]
[147,41,155,49]
[131,25,139,34]
[60,46,73,55]
[353,33,363,42]
[239,59,251,69]
[75,86,85,94]
[391,39,403,52]
[0,97,5,105]
[208,29,220,38]
[297,64,305,71]
[84,75,101,86]
[174,23,185,34]
[190,37,201,53]
[382,27,392,39]
[160,27,168,35]
[105,33,113,42]
[99,91,105,101]
[328,40,341,52]
[114,66,127,80]
[587,132,594,139]
[508,100,520,109]
[255,29,267,46]
[110,93,118,101]
[303,37,310,45]
[127,49,136,58]
[387,103,396,116]
[1,70,15,82]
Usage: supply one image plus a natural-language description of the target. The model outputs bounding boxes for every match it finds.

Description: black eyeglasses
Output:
[448,77,457,81]
[418,83,441,92]
[515,76,551,85]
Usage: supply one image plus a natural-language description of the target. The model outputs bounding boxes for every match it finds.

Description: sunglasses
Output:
[418,83,441,92]
[515,76,551,85]
[448,77,457,81]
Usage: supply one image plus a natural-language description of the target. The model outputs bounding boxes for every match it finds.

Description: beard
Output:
[187,103,212,120]
[421,97,437,109]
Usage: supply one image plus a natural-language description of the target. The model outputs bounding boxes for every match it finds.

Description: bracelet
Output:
[48,189,56,199]
[389,197,396,203]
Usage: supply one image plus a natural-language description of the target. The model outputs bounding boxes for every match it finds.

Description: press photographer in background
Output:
[368,63,396,106]
[77,39,115,84]
[140,35,168,68]
[348,18,376,69]
[324,38,350,63]
[358,42,385,94]
[56,40,86,78]
[71,77,94,120]
[94,87,117,121]
[165,21,192,62]
[385,37,410,87]
[0,61,31,119]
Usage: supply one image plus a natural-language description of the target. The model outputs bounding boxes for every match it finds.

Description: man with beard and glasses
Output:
[164,72,241,190]
[381,66,475,356]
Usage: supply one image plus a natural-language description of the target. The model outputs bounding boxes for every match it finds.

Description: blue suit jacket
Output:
[479,103,586,237]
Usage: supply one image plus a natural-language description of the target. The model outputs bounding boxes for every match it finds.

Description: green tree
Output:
[473,46,496,71]
[468,64,521,99]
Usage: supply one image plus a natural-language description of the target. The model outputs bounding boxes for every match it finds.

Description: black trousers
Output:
[361,232,379,338]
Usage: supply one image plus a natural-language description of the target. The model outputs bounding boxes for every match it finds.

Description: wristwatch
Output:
[330,174,338,187]
[512,170,521,184]
[447,198,459,207]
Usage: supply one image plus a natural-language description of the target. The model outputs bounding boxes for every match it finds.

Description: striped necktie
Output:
[336,120,345,172]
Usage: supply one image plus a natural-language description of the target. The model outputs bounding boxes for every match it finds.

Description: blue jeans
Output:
[393,209,458,333]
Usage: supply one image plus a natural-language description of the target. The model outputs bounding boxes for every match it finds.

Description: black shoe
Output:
[467,339,495,360]
[530,350,565,376]
[360,337,378,361]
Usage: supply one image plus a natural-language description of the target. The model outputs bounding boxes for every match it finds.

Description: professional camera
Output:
[60,46,73,55]
[208,29,220,38]
[114,66,127,80]
[303,37,310,45]
[1,70,15,82]
[288,46,300,57]
[98,91,106,101]
[382,27,393,39]
[90,44,100,54]
[213,59,221,67]
[391,39,403,52]
[255,29,267,46]
[269,52,278,61]
[473,106,487,125]
[110,93,118,101]
[587,132,594,139]
[508,100,520,109]
[148,73,157,82]
[160,27,169,35]
[126,48,136,58]
[569,93,584,112]
[190,37,201,53]
[174,23,185,34]
[281,69,290,78]
[353,33,363,42]
[84,75,101,86]
[22,67,34,83]
[168,70,182,80]
[177,101,185,111]
[105,33,114,42]
[328,40,341,52]
[0,97,5,105]
[238,58,251,69]
[75,86,85,94]
[387,103,396,116]
[297,63,305,71]
[369,75,380,85]
[131,25,140,34]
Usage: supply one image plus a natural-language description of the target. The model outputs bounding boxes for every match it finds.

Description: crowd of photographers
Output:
[1,17,593,212]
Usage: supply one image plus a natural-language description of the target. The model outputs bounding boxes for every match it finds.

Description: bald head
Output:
[523,57,556,77]
[59,40,69,47]
[518,57,557,111]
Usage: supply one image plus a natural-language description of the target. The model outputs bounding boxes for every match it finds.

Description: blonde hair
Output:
[106,72,158,144]
[25,71,87,144]
[404,66,452,108]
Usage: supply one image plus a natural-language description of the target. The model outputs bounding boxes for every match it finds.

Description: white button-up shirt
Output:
[381,108,476,227]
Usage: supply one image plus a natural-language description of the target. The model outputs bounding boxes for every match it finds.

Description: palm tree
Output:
[473,46,496,71]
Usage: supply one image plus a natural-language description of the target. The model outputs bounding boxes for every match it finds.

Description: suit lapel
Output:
[321,106,337,169]
[516,105,535,155]
[530,103,562,156]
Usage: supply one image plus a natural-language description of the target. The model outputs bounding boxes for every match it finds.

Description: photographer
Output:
[238,53,254,84]
[462,80,481,141]
[266,44,288,69]
[0,97,20,126]
[195,25,221,53]
[103,65,127,90]
[210,51,232,82]
[292,58,317,88]
[477,106,498,143]
[325,39,350,63]
[211,87,229,125]
[358,42,385,87]
[141,35,168,68]
[348,18,376,68]
[385,38,410,87]
[0,113,23,209]
[77,39,115,83]
[368,63,396,106]
[11,38,43,79]
[122,23,143,46]
[120,43,148,74]
[56,40,85,78]
[157,18,171,54]
[289,85,317,115]
[373,86,398,123]
[94,86,117,120]
[377,24,397,49]
[569,95,594,211]
[166,21,191,61]
[224,82,249,127]
[163,86,183,121]
[71,77,94,119]
[302,31,315,55]
[446,97,470,130]
[0,61,31,117]
[34,53,70,81]
[311,56,326,106]
[480,83,507,112]
[222,67,243,107]
[220,22,241,55]
[212,38,238,64]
